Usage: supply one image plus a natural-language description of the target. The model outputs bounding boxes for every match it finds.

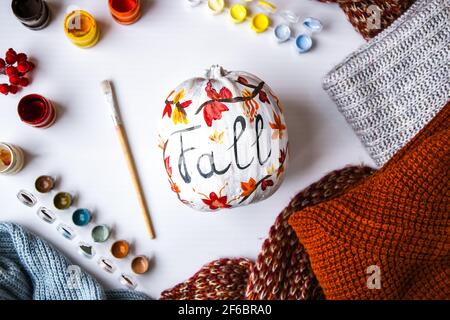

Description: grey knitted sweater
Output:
[323,0,450,167]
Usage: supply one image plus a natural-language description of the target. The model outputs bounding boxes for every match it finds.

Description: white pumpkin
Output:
[158,65,288,211]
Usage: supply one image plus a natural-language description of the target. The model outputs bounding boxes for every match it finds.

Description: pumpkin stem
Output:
[205,65,228,79]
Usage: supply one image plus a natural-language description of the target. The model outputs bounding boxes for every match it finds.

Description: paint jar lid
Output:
[92,224,111,242]
[119,274,137,289]
[131,256,150,274]
[111,240,130,259]
[17,190,37,207]
[251,13,270,33]
[54,192,72,210]
[57,223,76,240]
[35,175,55,193]
[78,242,96,259]
[208,0,225,14]
[279,10,299,24]
[295,34,313,53]
[274,24,291,42]
[187,0,202,7]
[257,0,277,13]
[11,0,44,21]
[37,206,56,224]
[303,17,323,33]
[98,257,116,273]
[230,4,248,23]
[72,208,92,226]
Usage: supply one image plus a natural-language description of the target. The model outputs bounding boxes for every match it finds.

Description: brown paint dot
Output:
[131,256,149,274]
[111,240,129,259]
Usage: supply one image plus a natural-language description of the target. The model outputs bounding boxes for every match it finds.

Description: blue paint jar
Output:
[72,208,92,226]
[295,34,313,53]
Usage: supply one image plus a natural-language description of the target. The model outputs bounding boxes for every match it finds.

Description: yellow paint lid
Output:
[208,0,225,14]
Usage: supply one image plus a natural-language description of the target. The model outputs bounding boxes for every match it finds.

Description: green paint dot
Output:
[91,225,110,243]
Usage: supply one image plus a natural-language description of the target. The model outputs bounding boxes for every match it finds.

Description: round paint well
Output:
[54,192,72,210]
[91,224,111,243]
[229,4,247,23]
[35,175,55,193]
[109,0,141,25]
[111,0,138,13]
[251,13,270,33]
[72,208,92,226]
[131,256,150,274]
[111,240,129,259]
[274,24,291,42]
[64,10,99,48]
[207,0,225,14]
[295,34,313,53]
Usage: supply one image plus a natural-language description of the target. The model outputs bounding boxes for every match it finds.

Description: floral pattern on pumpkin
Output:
[163,88,193,125]
[195,185,232,210]
[269,111,286,139]
[241,89,260,124]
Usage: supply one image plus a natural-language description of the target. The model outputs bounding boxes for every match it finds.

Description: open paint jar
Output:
[18,94,56,128]
[108,0,141,25]
[111,240,130,259]
[35,175,55,193]
[131,256,150,274]
[207,0,225,15]
[251,13,270,33]
[11,0,51,30]
[92,224,111,242]
[274,24,291,43]
[0,143,25,175]
[229,4,247,24]
[72,208,92,226]
[295,34,313,53]
[64,10,100,48]
[54,192,73,210]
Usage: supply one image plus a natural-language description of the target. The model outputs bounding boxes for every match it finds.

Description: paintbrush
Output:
[100,80,155,239]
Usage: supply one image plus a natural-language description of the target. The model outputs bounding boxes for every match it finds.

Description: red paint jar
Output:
[18,94,56,128]
[108,0,141,25]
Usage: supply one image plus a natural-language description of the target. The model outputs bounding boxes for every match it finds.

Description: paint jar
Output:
[92,224,111,243]
[0,143,25,175]
[64,10,100,49]
[11,0,51,30]
[18,94,56,128]
[35,175,55,193]
[274,24,291,43]
[208,0,225,15]
[229,4,247,24]
[295,34,313,53]
[131,256,150,274]
[109,0,141,25]
[54,192,73,210]
[251,13,270,33]
[111,240,130,259]
[72,208,92,226]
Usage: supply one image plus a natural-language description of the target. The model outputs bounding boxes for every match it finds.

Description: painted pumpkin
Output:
[158,65,288,211]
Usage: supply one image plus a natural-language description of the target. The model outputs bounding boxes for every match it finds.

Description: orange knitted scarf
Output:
[289,103,449,299]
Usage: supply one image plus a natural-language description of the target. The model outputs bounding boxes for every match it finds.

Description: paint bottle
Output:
[251,13,270,33]
[18,94,57,128]
[108,0,141,25]
[64,10,100,49]
[0,142,25,175]
[11,0,51,30]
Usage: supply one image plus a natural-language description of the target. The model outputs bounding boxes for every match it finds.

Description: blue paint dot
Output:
[72,209,92,226]
[274,24,291,43]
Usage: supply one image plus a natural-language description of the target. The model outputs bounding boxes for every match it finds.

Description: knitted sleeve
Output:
[323,0,450,167]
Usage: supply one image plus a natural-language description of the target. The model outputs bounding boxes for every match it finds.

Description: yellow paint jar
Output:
[64,10,100,49]
[251,13,270,33]
[229,4,247,23]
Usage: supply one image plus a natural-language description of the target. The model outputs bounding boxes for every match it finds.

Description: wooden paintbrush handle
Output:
[116,125,155,239]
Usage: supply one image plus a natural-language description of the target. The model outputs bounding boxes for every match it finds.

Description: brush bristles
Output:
[100,80,112,95]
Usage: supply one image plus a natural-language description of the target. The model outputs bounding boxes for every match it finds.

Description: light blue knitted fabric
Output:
[0,222,150,300]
